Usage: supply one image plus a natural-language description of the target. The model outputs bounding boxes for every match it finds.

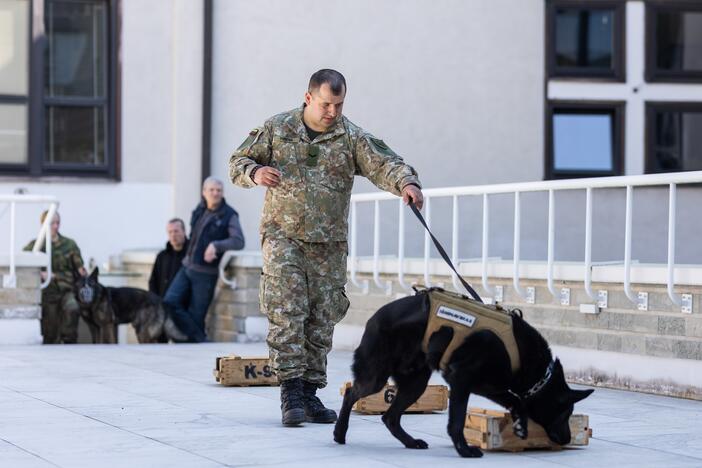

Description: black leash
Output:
[409,201,483,303]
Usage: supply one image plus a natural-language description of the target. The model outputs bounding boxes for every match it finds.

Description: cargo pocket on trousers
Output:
[329,288,350,325]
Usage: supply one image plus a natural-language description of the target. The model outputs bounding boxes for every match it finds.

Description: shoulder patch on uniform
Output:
[367,136,395,156]
[236,128,262,151]
[249,128,259,136]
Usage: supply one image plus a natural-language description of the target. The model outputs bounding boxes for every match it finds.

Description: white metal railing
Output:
[348,171,702,308]
[1,195,59,289]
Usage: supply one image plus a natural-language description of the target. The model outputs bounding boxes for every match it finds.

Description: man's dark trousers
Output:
[164,268,218,342]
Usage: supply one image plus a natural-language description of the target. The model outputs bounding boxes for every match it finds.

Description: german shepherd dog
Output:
[74,268,186,344]
[334,290,593,458]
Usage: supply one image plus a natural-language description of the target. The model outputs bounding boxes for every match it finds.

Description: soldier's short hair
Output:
[167,218,186,231]
[40,210,59,224]
[308,69,346,96]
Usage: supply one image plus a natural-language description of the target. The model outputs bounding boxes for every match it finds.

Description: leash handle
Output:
[409,201,483,303]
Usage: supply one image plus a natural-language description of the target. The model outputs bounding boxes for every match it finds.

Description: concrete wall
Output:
[211,0,546,250]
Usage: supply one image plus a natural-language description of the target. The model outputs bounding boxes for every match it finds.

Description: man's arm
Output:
[208,211,245,262]
[354,133,424,208]
[229,123,274,188]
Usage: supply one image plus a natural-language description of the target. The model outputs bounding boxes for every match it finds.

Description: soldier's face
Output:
[202,181,224,209]
[304,83,345,131]
[50,215,60,237]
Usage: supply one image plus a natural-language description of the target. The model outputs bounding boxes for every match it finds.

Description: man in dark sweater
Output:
[163,177,245,342]
[148,218,188,298]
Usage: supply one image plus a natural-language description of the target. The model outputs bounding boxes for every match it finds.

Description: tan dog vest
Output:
[420,287,521,373]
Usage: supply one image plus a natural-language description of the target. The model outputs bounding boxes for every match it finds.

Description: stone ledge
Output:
[0,304,41,319]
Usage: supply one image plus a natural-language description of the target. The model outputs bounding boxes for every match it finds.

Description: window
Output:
[646,103,702,173]
[0,0,29,164]
[547,0,625,80]
[646,1,702,82]
[546,102,624,179]
[0,0,119,178]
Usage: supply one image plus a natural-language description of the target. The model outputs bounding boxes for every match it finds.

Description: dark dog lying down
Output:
[75,268,186,344]
[334,289,593,458]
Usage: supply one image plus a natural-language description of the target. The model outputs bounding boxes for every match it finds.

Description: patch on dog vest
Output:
[420,287,521,373]
[436,305,476,327]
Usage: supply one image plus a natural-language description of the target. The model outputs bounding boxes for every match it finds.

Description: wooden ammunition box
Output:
[214,355,279,387]
[464,407,591,452]
[340,382,448,414]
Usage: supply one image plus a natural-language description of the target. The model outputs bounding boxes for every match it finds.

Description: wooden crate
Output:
[213,355,279,387]
[340,382,448,414]
[464,407,591,452]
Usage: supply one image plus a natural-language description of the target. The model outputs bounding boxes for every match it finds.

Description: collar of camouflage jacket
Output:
[282,104,348,144]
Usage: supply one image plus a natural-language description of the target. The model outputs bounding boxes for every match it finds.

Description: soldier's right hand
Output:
[254,166,282,187]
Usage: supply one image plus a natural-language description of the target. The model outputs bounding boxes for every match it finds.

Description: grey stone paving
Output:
[1,343,701,467]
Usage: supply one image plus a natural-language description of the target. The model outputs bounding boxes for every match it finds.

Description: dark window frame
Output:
[545,101,625,179]
[645,101,702,173]
[646,0,702,83]
[546,0,626,81]
[0,0,121,180]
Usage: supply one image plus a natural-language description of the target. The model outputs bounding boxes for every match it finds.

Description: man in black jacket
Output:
[163,177,245,342]
[149,218,188,298]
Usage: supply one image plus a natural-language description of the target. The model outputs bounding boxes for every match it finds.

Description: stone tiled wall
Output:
[0,266,42,344]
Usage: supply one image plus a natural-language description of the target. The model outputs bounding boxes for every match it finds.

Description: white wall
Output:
[211,0,545,248]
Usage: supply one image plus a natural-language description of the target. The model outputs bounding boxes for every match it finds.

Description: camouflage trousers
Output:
[41,289,80,344]
[260,237,350,388]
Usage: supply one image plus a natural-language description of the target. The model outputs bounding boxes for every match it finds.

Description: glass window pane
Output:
[0,0,29,95]
[652,109,702,172]
[45,105,105,165]
[0,102,26,163]
[656,11,702,72]
[45,0,107,98]
[555,9,614,69]
[553,112,613,171]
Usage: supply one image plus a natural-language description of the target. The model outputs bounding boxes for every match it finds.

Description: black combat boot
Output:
[280,378,305,427]
[302,380,337,423]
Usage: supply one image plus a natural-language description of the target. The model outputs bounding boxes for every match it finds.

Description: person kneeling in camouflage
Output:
[229,69,424,426]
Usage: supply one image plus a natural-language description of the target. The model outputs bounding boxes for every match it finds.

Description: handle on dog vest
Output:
[409,202,483,303]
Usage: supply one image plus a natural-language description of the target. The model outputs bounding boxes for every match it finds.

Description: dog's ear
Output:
[567,388,594,404]
[89,267,99,281]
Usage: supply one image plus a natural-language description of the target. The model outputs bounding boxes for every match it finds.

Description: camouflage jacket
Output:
[229,106,421,242]
[24,234,84,292]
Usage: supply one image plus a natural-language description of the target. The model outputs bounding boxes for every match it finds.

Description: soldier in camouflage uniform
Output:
[24,211,86,344]
[229,69,424,426]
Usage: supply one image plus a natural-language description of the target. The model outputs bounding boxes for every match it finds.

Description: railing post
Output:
[481,193,495,296]
[513,192,527,299]
[451,195,461,292]
[546,189,558,299]
[397,199,411,292]
[423,197,432,287]
[372,200,391,295]
[584,187,596,301]
[348,201,368,293]
[623,185,637,304]
[667,183,682,306]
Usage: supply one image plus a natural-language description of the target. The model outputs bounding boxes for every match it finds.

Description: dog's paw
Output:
[405,438,429,449]
[333,430,346,445]
[512,419,528,440]
[456,445,483,458]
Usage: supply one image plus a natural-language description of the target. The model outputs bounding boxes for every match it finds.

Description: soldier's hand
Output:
[402,184,424,210]
[254,166,281,187]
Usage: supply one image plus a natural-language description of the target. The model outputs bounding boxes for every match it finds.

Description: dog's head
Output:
[74,267,101,307]
[524,359,593,445]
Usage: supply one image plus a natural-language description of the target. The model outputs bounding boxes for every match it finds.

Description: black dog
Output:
[74,268,186,344]
[334,289,593,458]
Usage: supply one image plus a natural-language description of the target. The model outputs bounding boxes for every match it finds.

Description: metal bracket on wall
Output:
[637,291,649,311]
[2,274,16,289]
[525,287,535,304]
[494,285,504,304]
[598,290,608,309]
[560,288,570,306]
[681,294,693,314]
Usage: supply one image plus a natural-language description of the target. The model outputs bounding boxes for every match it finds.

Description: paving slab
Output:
[1,343,701,467]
